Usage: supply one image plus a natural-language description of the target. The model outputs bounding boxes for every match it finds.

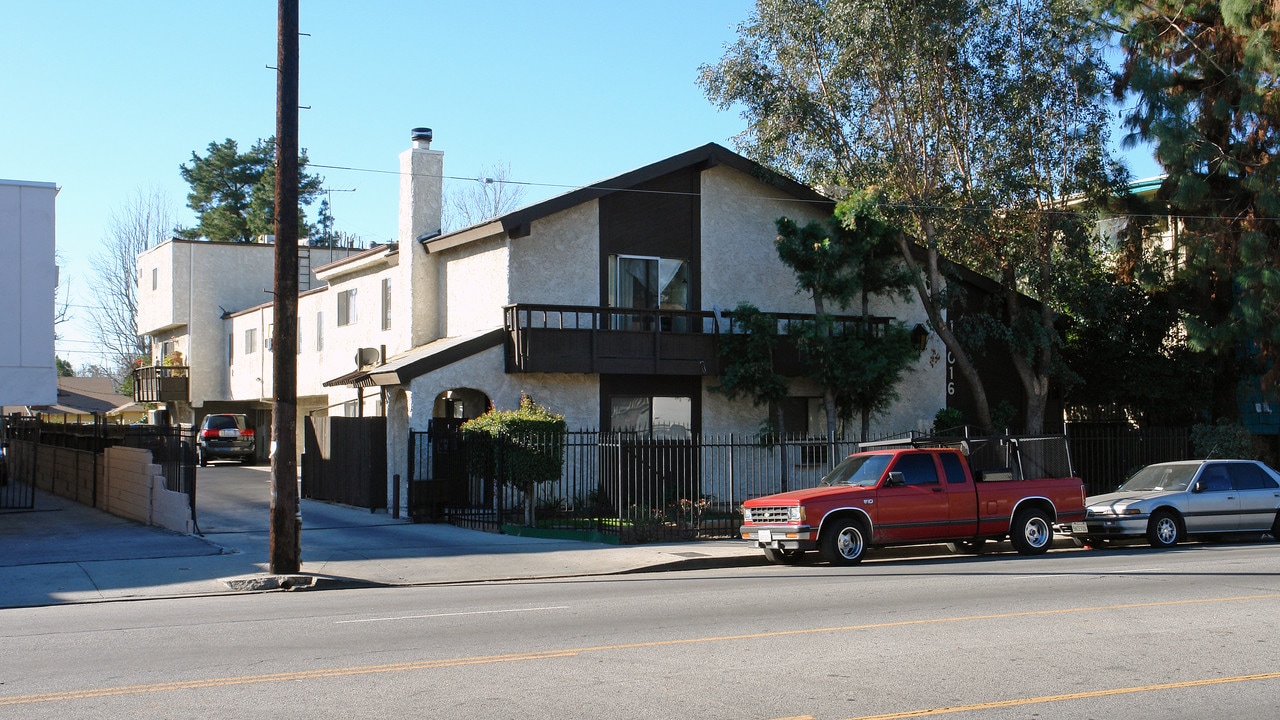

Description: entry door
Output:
[873,453,949,543]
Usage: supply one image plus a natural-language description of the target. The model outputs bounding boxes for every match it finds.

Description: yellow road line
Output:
[844,671,1280,719]
[4,593,1278,707]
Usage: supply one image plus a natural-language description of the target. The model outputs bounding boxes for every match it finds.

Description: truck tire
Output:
[1010,508,1053,555]
[820,517,868,565]
[1146,510,1182,548]
[762,547,805,564]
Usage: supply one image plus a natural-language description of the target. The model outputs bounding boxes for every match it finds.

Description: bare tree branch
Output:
[88,187,175,387]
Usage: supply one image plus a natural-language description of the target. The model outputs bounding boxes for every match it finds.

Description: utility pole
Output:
[270,0,301,574]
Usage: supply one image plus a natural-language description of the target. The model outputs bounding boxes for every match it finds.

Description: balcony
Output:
[132,365,190,403]
[503,304,892,376]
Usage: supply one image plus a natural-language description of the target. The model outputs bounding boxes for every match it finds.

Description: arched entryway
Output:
[431,388,490,421]
[425,388,492,517]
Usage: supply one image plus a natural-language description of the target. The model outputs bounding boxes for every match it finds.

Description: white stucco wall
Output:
[0,179,57,405]
[507,200,600,306]
[440,237,510,337]
[700,164,829,316]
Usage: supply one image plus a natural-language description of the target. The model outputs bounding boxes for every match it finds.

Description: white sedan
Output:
[1074,460,1280,548]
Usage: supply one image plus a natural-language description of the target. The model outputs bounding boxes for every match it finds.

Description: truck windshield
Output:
[821,454,892,487]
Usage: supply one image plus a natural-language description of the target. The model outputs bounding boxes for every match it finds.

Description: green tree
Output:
[55,356,74,377]
[713,303,789,433]
[461,395,568,526]
[178,137,324,243]
[1103,0,1280,420]
[774,200,916,442]
[701,0,1120,432]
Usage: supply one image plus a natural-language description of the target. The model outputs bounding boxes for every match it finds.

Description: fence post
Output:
[392,473,400,520]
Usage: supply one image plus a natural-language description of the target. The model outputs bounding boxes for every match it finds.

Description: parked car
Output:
[1072,460,1280,548]
[196,414,256,466]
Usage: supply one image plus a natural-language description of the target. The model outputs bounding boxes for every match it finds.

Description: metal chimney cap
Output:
[411,127,433,142]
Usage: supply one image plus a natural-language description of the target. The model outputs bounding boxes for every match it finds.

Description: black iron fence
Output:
[409,428,866,542]
[1066,423,1191,496]
[3,418,197,516]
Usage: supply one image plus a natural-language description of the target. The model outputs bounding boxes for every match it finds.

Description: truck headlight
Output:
[788,506,805,523]
[742,508,752,522]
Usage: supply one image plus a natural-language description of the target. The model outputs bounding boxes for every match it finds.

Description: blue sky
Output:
[2,1,1157,369]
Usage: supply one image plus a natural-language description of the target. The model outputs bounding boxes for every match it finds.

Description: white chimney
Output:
[398,127,444,346]
[399,127,443,242]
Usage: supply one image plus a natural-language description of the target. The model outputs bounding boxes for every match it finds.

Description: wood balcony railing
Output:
[502,304,893,376]
[132,365,190,403]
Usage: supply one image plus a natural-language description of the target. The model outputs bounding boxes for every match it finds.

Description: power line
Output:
[309,161,1280,224]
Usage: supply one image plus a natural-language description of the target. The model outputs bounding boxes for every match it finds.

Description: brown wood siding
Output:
[598,166,702,313]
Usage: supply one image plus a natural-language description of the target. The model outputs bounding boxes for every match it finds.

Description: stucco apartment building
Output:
[138,130,961,499]
[0,179,57,409]
[134,232,368,438]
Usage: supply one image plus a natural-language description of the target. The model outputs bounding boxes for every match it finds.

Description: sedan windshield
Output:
[821,454,892,487]
[1118,464,1196,492]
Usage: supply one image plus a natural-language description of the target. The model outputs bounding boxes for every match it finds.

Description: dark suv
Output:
[197,414,256,466]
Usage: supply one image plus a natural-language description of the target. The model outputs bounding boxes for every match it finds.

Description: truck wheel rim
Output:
[839,527,863,558]
[1024,517,1049,548]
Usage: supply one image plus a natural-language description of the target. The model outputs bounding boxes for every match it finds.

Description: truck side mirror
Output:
[1191,481,1205,493]
[885,471,906,487]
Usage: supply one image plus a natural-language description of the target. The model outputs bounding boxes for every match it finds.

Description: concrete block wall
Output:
[101,446,194,534]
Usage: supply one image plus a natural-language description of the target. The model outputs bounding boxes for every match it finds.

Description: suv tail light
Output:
[241,428,255,437]
[201,429,219,439]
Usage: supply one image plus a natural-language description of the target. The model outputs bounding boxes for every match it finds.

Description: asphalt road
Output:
[2,537,1278,719]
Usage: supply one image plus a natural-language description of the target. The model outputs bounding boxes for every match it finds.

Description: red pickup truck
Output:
[740,439,1086,565]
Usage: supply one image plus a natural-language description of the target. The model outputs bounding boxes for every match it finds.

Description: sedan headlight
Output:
[1124,507,1144,515]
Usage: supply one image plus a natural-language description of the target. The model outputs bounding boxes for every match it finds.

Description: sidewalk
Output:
[0,490,764,609]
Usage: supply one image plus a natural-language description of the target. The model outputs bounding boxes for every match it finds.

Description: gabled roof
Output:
[425,142,833,254]
[323,328,505,388]
[25,377,131,416]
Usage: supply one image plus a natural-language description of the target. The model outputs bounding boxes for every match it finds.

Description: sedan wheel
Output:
[1146,510,1181,548]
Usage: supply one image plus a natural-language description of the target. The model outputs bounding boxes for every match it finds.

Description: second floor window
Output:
[337,289,357,326]
[245,328,258,355]
[607,255,689,331]
[316,311,324,350]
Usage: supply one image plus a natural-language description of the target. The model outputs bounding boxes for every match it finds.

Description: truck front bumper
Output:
[740,524,819,551]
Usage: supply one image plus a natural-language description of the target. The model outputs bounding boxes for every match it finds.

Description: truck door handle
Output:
[932,487,943,492]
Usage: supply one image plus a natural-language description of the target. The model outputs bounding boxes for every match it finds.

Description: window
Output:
[265,323,274,352]
[228,333,234,363]
[343,400,358,417]
[381,278,392,331]
[892,453,940,486]
[245,328,258,355]
[940,453,969,485]
[316,311,324,351]
[610,396,691,439]
[337,288,358,326]
[607,255,689,331]
[151,267,158,291]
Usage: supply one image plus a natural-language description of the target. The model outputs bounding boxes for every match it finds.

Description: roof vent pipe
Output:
[411,127,433,148]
